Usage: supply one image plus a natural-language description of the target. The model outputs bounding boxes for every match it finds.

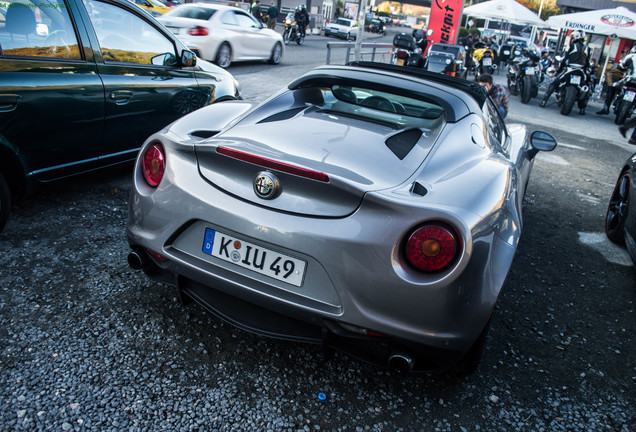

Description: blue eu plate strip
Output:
[202,228,216,255]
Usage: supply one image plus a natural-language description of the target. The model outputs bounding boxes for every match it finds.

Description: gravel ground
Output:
[1,89,635,431]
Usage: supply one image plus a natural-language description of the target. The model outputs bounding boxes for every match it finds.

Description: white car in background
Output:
[159,3,283,68]
[324,18,358,40]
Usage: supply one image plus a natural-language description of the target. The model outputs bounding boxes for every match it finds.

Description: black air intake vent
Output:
[257,107,306,124]
[190,130,219,139]
[385,129,422,160]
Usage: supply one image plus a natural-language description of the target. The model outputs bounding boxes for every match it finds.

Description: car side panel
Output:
[0,0,104,182]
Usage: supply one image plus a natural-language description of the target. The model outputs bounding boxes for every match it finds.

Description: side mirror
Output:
[180,49,197,67]
[529,130,557,159]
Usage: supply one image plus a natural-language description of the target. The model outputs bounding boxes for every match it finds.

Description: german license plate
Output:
[624,90,635,102]
[570,75,581,85]
[483,58,492,66]
[202,228,306,287]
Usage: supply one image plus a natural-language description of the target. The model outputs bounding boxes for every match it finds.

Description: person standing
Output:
[478,73,509,119]
[251,0,263,22]
[266,1,279,30]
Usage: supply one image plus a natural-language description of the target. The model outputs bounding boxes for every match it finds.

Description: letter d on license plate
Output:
[202,228,306,287]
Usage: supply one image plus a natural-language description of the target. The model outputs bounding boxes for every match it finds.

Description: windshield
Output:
[334,19,352,26]
[167,6,216,20]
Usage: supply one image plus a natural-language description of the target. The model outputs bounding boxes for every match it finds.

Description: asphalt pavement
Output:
[0,27,633,432]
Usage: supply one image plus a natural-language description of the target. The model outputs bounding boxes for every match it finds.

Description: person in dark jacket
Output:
[266,1,279,29]
[540,30,590,114]
[251,0,263,22]
[296,5,309,37]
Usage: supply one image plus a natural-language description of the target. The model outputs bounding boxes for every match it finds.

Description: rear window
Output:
[168,5,216,20]
[321,85,445,131]
[334,19,351,26]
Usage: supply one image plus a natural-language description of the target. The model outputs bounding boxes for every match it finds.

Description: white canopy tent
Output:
[463,0,546,27]
[547,7,636,92]
[547,7,636,40]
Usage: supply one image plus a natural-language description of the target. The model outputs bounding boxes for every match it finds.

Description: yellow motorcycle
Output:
[472,41,497,75]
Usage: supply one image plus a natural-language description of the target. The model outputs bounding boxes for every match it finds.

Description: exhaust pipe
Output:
[128,249,148,270]
[388,351,414,373]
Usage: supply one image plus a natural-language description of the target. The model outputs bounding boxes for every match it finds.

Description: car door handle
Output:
[0,94,23,113]
[110,90,133,105]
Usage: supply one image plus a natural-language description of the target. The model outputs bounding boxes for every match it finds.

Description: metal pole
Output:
[355,0,368,61]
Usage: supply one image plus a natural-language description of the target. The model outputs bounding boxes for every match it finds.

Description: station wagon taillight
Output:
[142,142,165,187]
[405,223,459,272]
[189,26,209,36]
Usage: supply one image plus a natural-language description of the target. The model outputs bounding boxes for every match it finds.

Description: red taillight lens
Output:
[189,26,209,36]
[142,142,165,187]
[396,51,409,59]
[405,224,459,272]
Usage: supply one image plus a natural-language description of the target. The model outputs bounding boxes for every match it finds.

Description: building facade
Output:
[556,0,636,13]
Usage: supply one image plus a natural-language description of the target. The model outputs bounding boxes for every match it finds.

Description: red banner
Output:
[428,0,464,45]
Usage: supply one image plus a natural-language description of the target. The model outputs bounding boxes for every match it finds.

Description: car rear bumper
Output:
[126,136,514,371]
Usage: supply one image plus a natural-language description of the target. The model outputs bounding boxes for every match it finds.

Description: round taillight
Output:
[405,224,459,272]
[142,142,165,187]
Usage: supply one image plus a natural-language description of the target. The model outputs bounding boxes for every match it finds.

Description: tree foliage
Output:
[516,0,562,20]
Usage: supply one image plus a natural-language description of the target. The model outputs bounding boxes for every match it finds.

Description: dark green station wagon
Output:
[0,0,240,232]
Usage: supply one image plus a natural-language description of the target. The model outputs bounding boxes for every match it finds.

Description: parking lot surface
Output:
[0,31,634,431]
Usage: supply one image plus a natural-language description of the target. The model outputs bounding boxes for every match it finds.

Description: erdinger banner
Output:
[428,0,464,45]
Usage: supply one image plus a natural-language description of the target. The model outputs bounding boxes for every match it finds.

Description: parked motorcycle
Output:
[283,12,304,45]
[613,77,636,125]
[555,65,591,116]
[392,32,423,68]
[507,47,541,104]
[472,41,497,75]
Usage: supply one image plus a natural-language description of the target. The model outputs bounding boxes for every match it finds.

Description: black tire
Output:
[269,42,283,64]
[560,85,577,116]
[283,29,292,45]
[520,75,533,104]
[507,75,519,96]
[606,171,631,244]
[615,99,630,125]
[215,42,231,69]
[0,171,10,234]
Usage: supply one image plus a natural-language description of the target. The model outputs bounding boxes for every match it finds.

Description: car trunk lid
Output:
[195,107,439,217]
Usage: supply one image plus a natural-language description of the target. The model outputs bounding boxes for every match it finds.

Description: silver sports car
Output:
[126,62,557,373]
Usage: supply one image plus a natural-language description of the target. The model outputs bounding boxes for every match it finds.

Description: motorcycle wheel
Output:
[560,85,577,116]
[520,75,533,104]
[296,34,304,45]
[615,99,630,125]
[507,75,519,96]
[283,29,292,45]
